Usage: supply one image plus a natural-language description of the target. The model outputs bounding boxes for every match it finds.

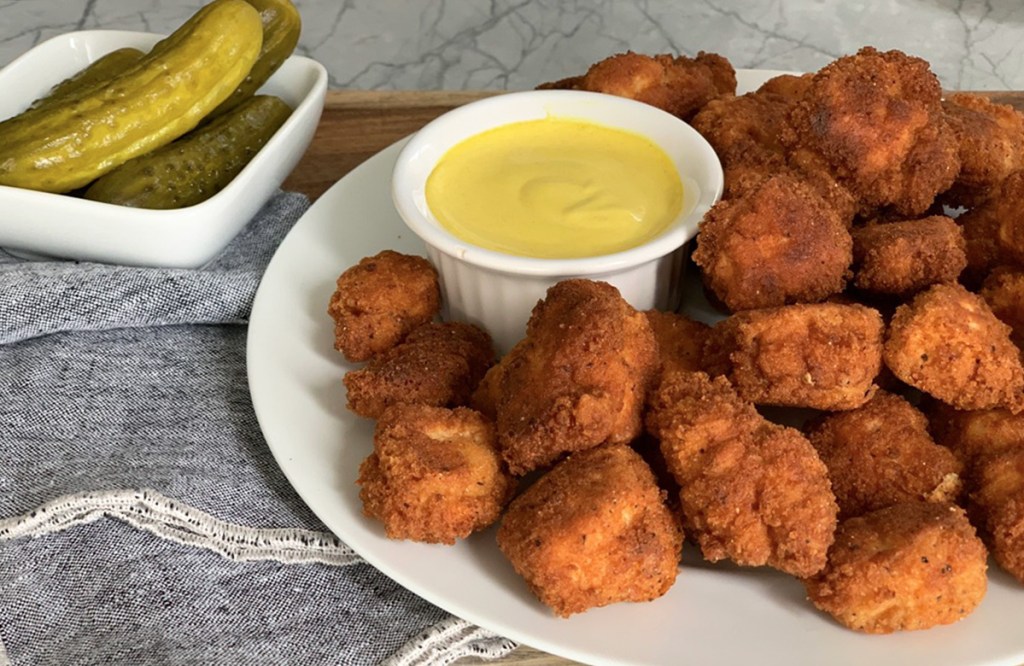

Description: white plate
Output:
[0,30,327,268]
[247,71,1024,666]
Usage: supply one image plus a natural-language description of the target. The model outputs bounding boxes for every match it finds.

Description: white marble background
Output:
[1,0,1023,91]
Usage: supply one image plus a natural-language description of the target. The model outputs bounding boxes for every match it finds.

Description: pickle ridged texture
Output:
[84,95,293,209]
[209,0,302,118]
[0,0,263,193]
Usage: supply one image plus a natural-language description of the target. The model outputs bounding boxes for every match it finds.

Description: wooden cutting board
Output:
[280,88,1023,666]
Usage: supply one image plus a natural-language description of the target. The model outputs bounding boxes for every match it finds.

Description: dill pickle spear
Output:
[83,95,293,209]
[30,47,146,111]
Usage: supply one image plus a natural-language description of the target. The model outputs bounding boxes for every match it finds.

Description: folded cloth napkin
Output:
[0,191,516,666]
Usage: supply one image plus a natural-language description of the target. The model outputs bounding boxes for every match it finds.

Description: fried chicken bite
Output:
[850,215,967,296]
[344,321,494,419]
[756,72,813,100]
[705,302,884,410]
[942,92,1024,207]
[806,391,963,520]
[883,283,1024,412]
[493,279,659,475]
[692,174,853,312]
[644,309,710,385]
[646,371,838,577]
[956,170,1024,284]
[496,443,682,617]
[804,501,987,634]
[784,47,960,217]
[928,402,1024,465]
[980,267,1024,350]
[327,250,441,362]
[690,90,792,198]
[966,448,1024,583]
[538,50,736,120]
[358,404,515,544]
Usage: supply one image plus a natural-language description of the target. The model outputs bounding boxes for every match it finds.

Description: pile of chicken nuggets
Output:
[326,46,1024,634]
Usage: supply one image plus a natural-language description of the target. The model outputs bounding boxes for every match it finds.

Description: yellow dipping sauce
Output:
[425,117,684,259]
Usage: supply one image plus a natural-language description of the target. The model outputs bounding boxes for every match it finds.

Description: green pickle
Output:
[83,95,293,209]
[208,0,302,118]
[30,47,146,111]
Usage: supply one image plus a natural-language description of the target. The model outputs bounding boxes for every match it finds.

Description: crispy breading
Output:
[493,279,659,475]
[327,250,440,362]
[927,401,1024,466]
[980,266,1024,351]
[851,216,967,296]
[537,50,736,120]
[690,90,791,174]
[358,404,515,544]
[646,371,838,577]
[344,321,494,419]
[644,309,711,384]
[804,501,988,634]
[967,448,1024,583]
[784,47,960,217]
[706,302,884,410]
[806,391,963,519]
[883,283,1024,412]
[756,72,813,100]
[692,174,853,312]
[496,443,682,617]
[942,93,1024,207]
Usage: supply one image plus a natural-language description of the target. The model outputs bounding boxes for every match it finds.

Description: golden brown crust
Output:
[494,279,659,475]
[804,501,988,634]
[968,448,1024,583]
[358,404,515,544]
[806,391,963,519]
[883,283,1024,412]
[707,302,884,410]
[644,309,711,384]
[327,250,440,362]
[784,47,960,217]
[537,50,736,120]
[344,321,495,419]
[646,371,838,577]
[851,216,966,296]
[980,266,1024,350]
[496,444,682,617]
[693,174,853,312]
[942,93,1024,207]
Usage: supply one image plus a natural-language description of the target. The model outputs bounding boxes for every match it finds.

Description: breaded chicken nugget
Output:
[358,404,514,544]
[327,250,440,362]
[538,50,735,120]
[784,47,960,217]
[804,501,987,634]
[494,279,659,475]
[646,371,838,577]
[344,321,494,419]
[496,443,682,617]
[644,309,710,384]
[693,174,853,312]
[706,303,884,410]
[942,93,1024,207]
[806,391,962,519]
[928,402,1024,465]
[980,267,1024,350]
[884,283,1024,412]
[967,448,1024,583]
[957,170,1024,284]
[851,216,966,296]
[690,91,791,175]
[756,72,813,100]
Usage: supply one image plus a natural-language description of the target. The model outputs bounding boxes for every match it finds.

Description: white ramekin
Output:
[391,89,723,354]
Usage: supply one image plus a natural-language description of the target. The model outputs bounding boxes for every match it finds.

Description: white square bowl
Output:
[0,30,328,268]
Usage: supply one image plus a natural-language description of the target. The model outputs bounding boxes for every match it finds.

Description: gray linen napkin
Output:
[0,191,516,666]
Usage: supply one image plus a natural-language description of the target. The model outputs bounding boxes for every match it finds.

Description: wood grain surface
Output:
[280,87,1024,666]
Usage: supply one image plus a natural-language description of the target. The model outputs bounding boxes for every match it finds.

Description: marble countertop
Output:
[2,0,1023,91]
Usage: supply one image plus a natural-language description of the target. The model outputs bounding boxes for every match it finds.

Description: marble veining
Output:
[1,0,1023,91]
